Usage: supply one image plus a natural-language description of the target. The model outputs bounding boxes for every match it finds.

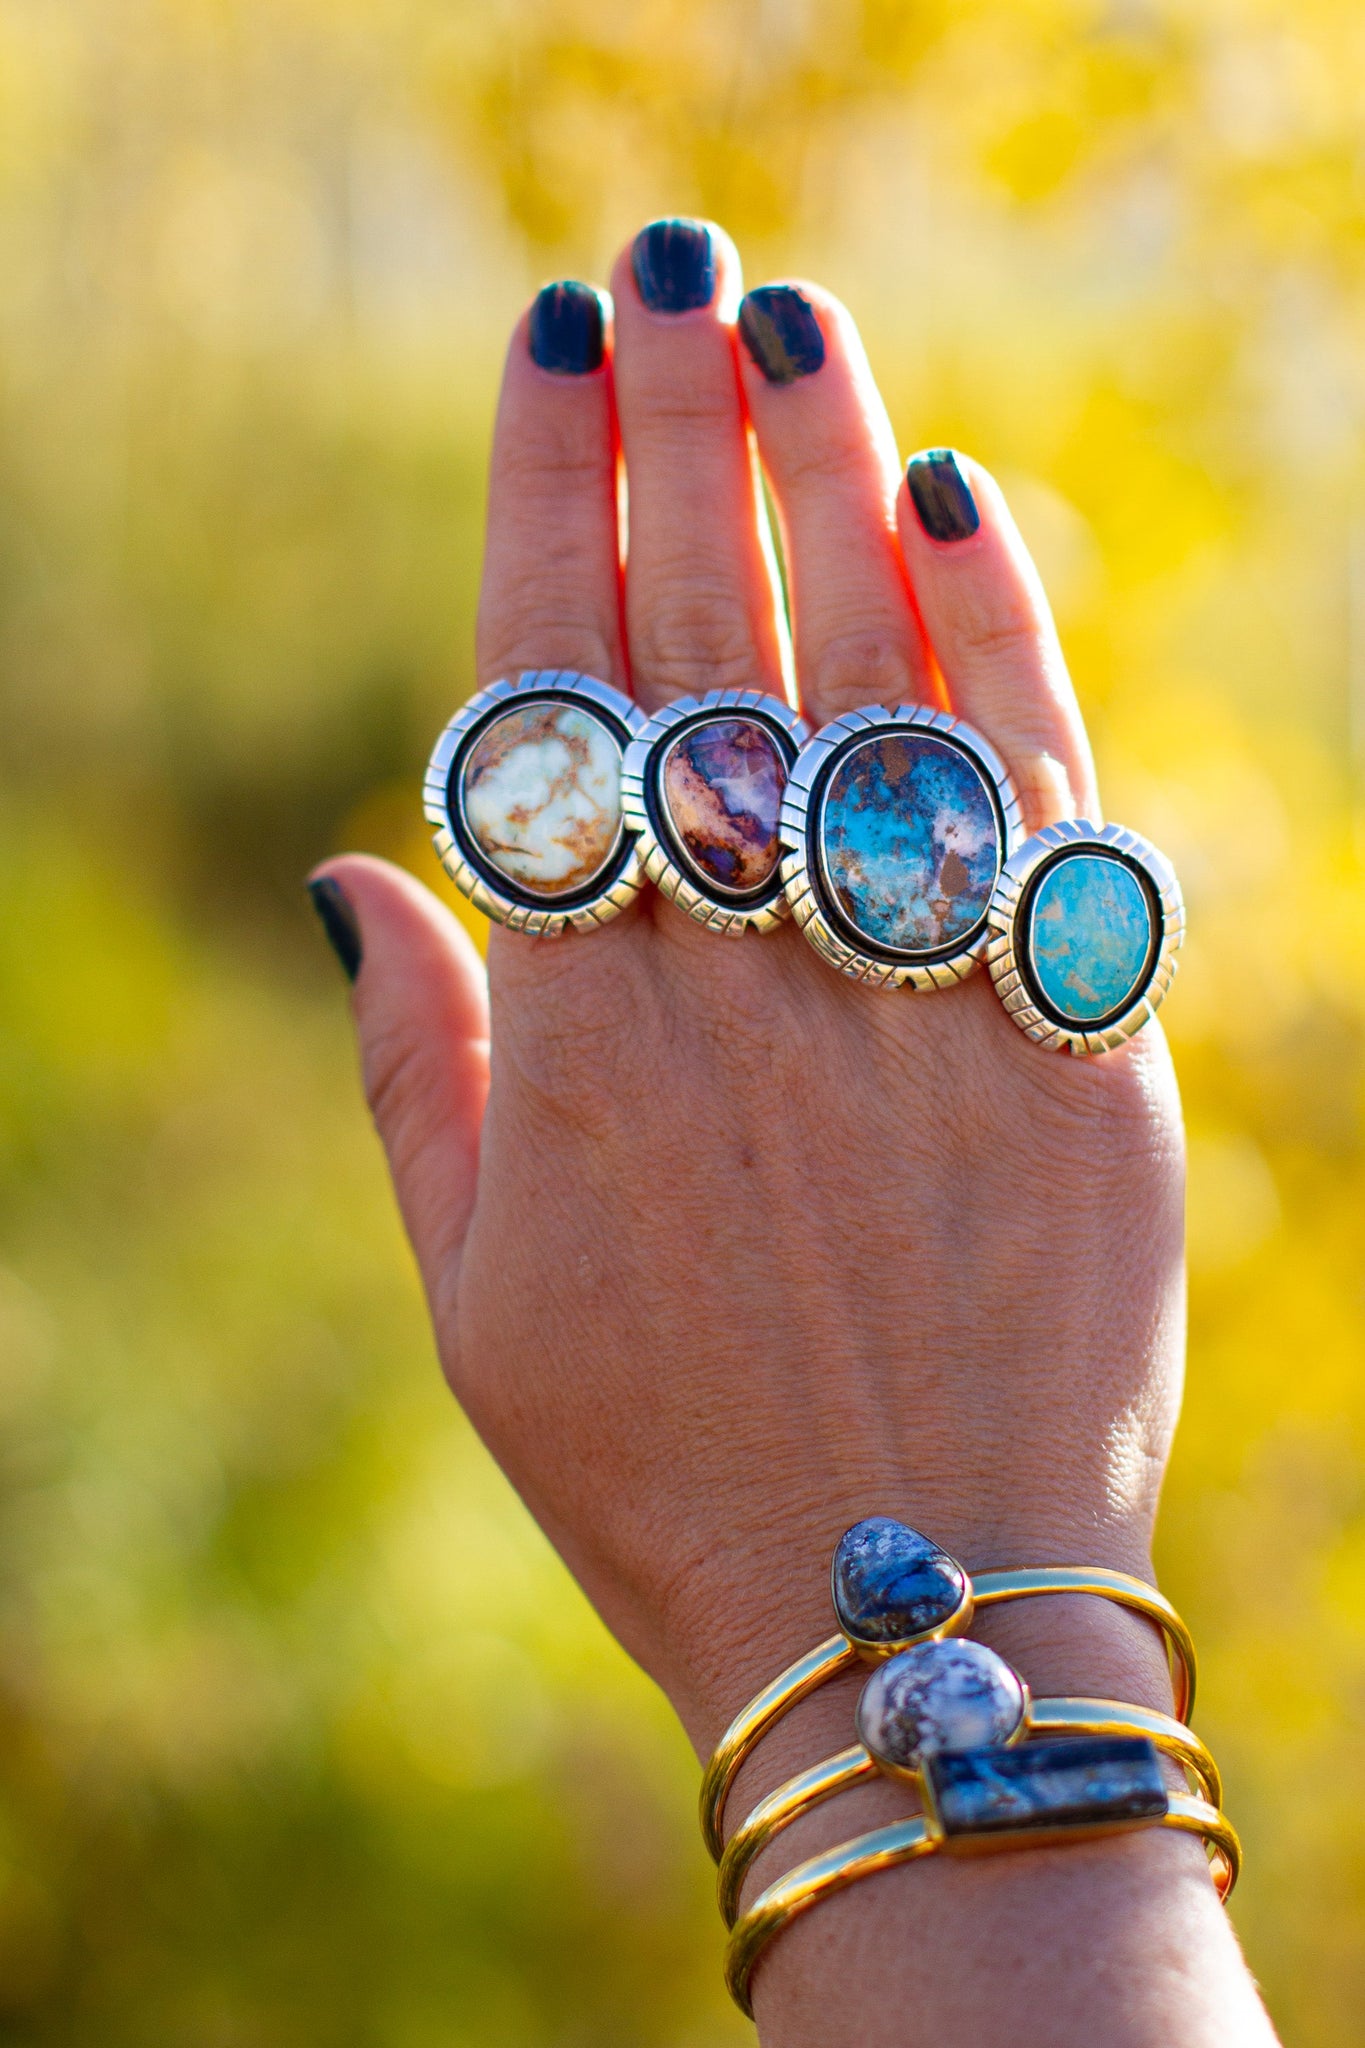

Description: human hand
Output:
[310,218,1272,2045]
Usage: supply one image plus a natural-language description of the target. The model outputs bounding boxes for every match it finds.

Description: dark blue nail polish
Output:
[308,877,362,983]
[738,286,826,384]
[528,281,605,374]
[631,218,716,314]
[907,450,980,543]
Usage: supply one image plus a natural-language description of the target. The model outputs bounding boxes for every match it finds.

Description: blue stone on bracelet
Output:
[832,1517,968,1645]
[818,733,1001,957]
[856,1639,1026,1771]
[1026,852,1156,1024]
[925,1735,1168,1838]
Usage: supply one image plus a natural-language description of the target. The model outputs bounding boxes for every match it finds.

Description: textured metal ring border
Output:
[422,670,647,935]
[779,704,1026,990]
[984,818,1185,1055]
[621,690,809,936]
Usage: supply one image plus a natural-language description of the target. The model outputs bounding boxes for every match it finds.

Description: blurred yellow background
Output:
[2,0,1363,2040]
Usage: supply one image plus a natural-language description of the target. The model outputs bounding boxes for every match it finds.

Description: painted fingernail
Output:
[308,877,362,983]
[631,218,715,313]
[739,286,825,384]
[907,450,980,543]
[528,281,605,374]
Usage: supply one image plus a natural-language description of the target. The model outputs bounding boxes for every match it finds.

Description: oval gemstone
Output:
[1027,853,1156,1023]
[856,1640,1026,1772]
[832,1517,968,1647]
[818,733,1000,957]
[659,716,787,896]
[461,702,623,898]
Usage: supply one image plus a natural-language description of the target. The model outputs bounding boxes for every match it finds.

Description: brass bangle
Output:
[699,1635,857,1861]
[724,1794,1239,2018]
[700,1567,1196,1861]
[725,1815,937,2017]
[716,1698,1221,1927]
[971,1567,1197,1722]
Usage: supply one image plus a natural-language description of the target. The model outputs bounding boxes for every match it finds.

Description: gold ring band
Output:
[716,1697,1221,1926]
[700,1567,1196,1861]
[724,1793,1240,2017]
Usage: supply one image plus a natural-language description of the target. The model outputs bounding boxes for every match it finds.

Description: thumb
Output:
[308,854,489,1332]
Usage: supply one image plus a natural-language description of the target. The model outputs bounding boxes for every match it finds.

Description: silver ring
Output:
[621,691,809,935]
[423,671,646,934]
[986,818,1184,1053]
[780,704,1024,989]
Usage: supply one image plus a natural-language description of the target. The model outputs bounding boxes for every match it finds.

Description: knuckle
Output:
[809,629,916,713]
[476,612,616,687]
[630,597,762,697]
[959,606,1048,673]
[499,947,651,1140]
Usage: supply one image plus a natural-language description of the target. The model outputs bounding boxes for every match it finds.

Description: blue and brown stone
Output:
[461,701,623,898]
[659,716,787,896]
[1025,851,1157,1024]
[832,1517,968,1647]
[925,1736,1167,1840]
[856,1640,1026,1772]
[818,732,1001,956]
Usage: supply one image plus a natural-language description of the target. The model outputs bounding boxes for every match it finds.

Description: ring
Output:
[716,1635,1221,1924]
[780,704,1024,988]
[423,670,646,933]
[724,1750,1238,2015]
[698,1518,1196,1862]
[986,818,1184,1053]
[620,690,808,933]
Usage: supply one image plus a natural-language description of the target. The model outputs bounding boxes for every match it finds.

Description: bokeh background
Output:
[2,0,1364,2040]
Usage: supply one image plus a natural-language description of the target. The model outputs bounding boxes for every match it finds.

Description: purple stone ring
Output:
[621,690,809,935]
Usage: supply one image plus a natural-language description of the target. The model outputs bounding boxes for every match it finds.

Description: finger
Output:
[736,282,937,729]
[898,451,1099,830]
[610,217,787,712]
[308,856,490,1337]
[476,280,624,690]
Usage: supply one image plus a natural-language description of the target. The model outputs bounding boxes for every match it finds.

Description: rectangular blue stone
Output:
[925,1736,1168,1846]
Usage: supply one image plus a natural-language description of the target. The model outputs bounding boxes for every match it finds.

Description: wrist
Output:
[658,1504,1167,1757]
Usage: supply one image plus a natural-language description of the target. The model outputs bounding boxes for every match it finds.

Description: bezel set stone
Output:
[425,681,1183,1051]
[621,689,808,935]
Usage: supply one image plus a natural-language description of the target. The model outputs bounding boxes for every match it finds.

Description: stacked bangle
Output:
[427,678,1183,1053]
[717,1689,1222,1926]
[697,1516,1238,2017]
[700,1515,1197,1860]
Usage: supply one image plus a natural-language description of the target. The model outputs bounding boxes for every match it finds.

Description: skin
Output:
[313,221,1280,2045]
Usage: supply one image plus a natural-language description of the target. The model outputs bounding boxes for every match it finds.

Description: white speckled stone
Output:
[462,702,623,897]
[856,1639,1026,1772]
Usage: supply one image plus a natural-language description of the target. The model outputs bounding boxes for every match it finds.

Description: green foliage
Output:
[1,0,1364,2039]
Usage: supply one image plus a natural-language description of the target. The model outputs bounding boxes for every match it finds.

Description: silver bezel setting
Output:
[985,818,1184,1055]
[780,704,1025,990]
[423,670,646,934]
[621,690,809,936]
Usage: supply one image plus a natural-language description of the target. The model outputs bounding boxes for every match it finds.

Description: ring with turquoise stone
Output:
[423,671,646,934]
[780,704,1025,989]
[620,690,809,934]
[986,819,1184,1054]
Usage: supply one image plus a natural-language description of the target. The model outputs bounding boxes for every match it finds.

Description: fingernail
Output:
[738,286,826,385]
[631,218,715,314]
[308,877,362,983]
[528,281,605,374]
[906,450,980,543]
